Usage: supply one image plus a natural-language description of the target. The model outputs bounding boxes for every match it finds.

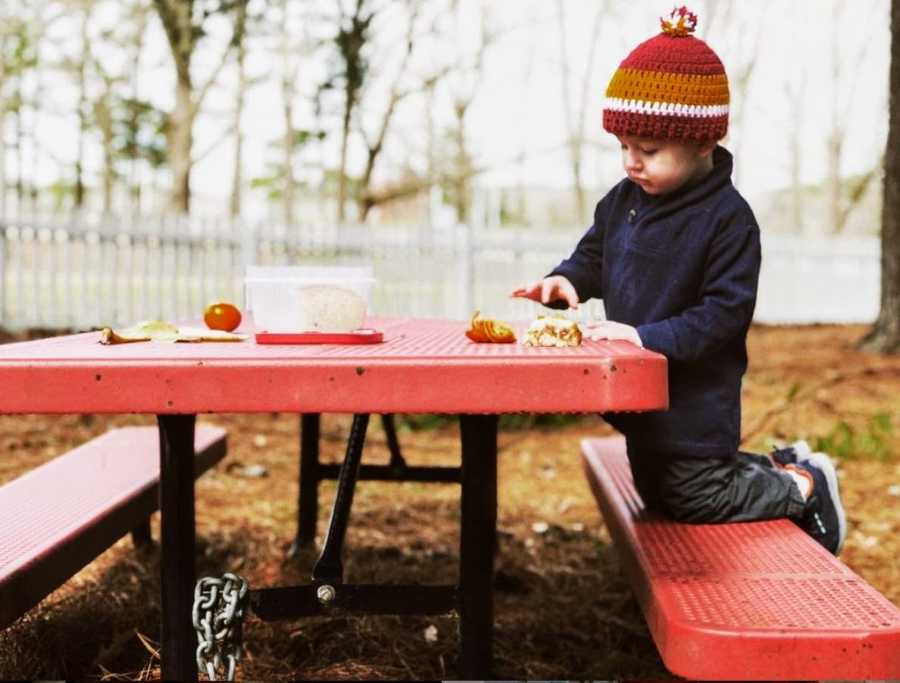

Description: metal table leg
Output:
[291,413,321,554]
[252,412,459,620]
[458,413,498,678]
[313,413,370,583]
[157,414,198,682]
[381,413,405,468]
[292,413,460,554]
[261,412,498,679]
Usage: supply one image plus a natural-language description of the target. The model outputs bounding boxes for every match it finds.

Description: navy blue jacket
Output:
[551,146,761,458]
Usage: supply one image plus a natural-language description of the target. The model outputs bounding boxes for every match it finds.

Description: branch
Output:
[836,159,882,232]
[193,40,236,115]
[359,0,420,182]
[152,0,190,82]
[192,121,237,164]
[556,0,573,137]
[576,1,609,140]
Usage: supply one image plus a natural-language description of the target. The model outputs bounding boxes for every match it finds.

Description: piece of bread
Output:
[522,316,582,347]
[99,320,247,344]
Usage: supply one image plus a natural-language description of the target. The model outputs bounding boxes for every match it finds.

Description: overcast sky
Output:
[33,0,892,215]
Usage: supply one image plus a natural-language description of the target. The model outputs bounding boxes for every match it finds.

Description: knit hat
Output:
[603,6,729,141]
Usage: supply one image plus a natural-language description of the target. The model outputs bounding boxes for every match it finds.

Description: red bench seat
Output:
[0,424,227,629]
[581,435,900,681]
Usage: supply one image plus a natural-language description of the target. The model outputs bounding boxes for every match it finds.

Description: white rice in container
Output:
[296,285,367,332]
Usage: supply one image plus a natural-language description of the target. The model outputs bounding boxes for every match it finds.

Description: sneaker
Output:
[787,453,847,555]
[771,439,813,467]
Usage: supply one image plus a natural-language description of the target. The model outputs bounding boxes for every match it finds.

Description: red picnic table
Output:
[0,316,667,680]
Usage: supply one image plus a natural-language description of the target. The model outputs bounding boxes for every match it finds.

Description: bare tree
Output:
[769,0,810,234]
[275,1,329,226]
[319,0,459,222]
[243,1,325,227]
[152,0,245,214]
[229,0,249,219]
[48,0,96,210]
[0,13,39,213]
[861,0,900,353]
[91,65,118,214]
[356,1,428,221]
[783,67,807,233]
[125,0,152,211]
[74,2,91,208]
[277,0,299,226]
[445,1,494,224]
[321,0,377,223]
[826,0,880,233]
[556,0,610,224]
[703,1,765,188]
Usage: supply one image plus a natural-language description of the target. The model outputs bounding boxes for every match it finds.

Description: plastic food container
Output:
[245,265,375,333]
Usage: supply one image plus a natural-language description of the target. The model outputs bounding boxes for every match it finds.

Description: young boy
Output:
[512,7,847,554]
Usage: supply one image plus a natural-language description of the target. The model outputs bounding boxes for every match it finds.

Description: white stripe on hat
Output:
[604,97,729,119]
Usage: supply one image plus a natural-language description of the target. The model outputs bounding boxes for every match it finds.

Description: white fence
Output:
[0,215,881,331]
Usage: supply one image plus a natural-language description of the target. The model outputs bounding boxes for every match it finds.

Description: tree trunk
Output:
[279,0,296,227]
[356,99,392,223]
[860,0,900,353]
[13,97,23,206]
[0,114,6,219]
[826,132,843,232]
[229,0,247,220]
[784,71,806,233]
[556,0,585,224]
[154,0,196,215]
[453,102,469,224]
[74,6,90,209]
[337,89,353,223]
[129,1,149,213]
[282,101,295,227]
[99,99,114,214]
[827,1,846,233]
[169,77,194,214]
[29,65,44,213]
[790,132,803,233]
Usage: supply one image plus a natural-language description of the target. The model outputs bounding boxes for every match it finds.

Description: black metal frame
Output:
[157,414,198,681]
[156,411,498,681]
[290,414,461,554]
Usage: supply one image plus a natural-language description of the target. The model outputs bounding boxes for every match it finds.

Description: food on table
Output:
[295,285,368,332]
[99,320,247,344]
[465,311,516,343]
[173,327,248,342]
[100,320,179,343]
[204,301,242,332]
[522,315,583,347]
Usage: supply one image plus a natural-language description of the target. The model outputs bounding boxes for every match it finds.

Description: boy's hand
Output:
[511,275,579,309]
[583,320,643,347]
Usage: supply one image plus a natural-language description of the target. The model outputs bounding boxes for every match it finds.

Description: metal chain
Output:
[192,572,249,681]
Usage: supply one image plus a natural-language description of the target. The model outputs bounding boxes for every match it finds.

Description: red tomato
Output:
[204,302,242,332]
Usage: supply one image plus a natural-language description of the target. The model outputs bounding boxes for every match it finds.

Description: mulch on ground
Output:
[0,323,897,680]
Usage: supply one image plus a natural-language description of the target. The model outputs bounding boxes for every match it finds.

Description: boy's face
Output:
[617,135,715,196]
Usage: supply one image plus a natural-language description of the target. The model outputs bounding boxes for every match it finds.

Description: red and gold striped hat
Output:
[603,6,729,141]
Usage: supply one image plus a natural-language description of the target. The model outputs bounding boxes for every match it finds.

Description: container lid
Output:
[244,275,376,285]
[245,265,373,281]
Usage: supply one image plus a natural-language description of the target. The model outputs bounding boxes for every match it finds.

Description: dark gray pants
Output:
[626,446,807,523]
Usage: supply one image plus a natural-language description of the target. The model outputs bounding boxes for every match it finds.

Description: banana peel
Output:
[99,320,248,345]
[465,311,516,343]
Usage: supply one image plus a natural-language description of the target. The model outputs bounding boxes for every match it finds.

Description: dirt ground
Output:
[0,324,898,680]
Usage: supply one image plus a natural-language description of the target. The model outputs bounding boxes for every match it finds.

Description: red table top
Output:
[0,318,667,415]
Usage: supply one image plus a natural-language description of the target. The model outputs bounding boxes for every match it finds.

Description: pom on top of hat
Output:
[603,6,729,141]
